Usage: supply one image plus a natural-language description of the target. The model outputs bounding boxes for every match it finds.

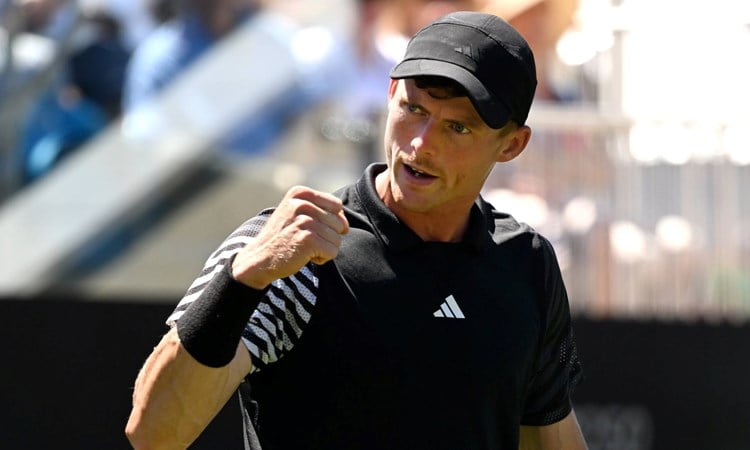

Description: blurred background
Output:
[0,0,748,448]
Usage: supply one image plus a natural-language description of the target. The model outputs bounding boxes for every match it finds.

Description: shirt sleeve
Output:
[521,235,583,426]
[165,208,321,373]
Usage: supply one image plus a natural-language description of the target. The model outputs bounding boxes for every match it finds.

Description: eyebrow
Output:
[452,111,484,129]
[441,103,485,130]
[404,81,486,129]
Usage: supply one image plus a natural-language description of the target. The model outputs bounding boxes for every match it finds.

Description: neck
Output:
[407,209,471,243]
[375,171,472,243]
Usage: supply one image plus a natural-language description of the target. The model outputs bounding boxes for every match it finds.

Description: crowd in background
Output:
[0,0,579,189]
[2,0,747,321]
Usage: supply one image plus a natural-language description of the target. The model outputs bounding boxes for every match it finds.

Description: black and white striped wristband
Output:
[176,261,268,368]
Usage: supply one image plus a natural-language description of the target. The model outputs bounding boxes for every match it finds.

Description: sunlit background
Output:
[1,0,749,448]
[3,0,747,320]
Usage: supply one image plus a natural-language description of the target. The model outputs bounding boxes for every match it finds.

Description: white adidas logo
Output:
[433,295,465,319]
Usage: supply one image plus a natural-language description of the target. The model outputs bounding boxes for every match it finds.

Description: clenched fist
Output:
[231,186,349,290]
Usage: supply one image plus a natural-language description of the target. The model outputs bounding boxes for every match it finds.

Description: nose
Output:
[410,119,437,155]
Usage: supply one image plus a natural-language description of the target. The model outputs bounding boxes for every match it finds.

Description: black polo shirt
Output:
[169,164,582,450]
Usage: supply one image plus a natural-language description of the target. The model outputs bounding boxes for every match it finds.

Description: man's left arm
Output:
[519,409,588,450]
[520,236,587,449]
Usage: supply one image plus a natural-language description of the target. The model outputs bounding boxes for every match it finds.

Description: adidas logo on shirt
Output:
[433,295,465,319]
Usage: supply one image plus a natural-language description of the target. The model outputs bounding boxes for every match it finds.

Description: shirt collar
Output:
[354,163,491,253]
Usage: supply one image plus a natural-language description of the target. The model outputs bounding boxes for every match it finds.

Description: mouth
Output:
[404,163,437,179]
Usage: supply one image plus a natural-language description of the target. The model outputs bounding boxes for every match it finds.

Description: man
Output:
[126,11,587,450]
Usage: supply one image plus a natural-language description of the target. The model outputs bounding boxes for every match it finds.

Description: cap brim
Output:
[390,59,510,129]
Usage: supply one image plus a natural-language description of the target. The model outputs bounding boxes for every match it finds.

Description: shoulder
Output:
[125,21,185,103]
[333,181,369,225]
[332,180,357,204]
[484,199,552,254]
[480,197,561,279]
[130,21,184,64]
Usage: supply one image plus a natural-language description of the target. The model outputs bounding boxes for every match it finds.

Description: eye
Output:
[406,103,423,114]
[449,122,470,134]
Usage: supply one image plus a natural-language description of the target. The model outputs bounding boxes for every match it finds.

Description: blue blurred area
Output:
[20,86,108,183]
[0,0,748,323]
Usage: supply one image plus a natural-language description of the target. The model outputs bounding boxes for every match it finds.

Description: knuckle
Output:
[295,214,316,229]
[287,185,308,197]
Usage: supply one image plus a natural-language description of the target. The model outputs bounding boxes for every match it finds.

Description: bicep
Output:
[126,327,252,449]
[519,410,588,450]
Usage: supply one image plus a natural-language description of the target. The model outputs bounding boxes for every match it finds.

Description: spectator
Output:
[124,0,321,154]
[17,7,130,184]
[123,0,263,112]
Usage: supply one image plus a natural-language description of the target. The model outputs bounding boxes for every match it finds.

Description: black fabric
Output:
[238,164,582,449]
[239,381,263,450]
[520,236,582,425]
[177,262,268,367]
[390,11,537,127]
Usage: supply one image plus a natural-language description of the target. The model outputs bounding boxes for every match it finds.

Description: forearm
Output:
[125,186,348,448]
[519,410,588,450]
[125,327,252,449]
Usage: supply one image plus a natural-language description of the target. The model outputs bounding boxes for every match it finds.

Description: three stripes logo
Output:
[453,45,475,60]
[433,295,465,319]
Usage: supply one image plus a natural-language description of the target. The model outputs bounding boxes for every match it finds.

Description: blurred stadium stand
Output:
[0,2,361,298]
[0,0,747,319]
[1,0,749,449]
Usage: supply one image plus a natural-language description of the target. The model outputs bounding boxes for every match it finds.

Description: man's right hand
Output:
[231,186,350,290]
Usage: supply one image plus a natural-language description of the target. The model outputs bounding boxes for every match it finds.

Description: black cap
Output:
[390,11,537,128]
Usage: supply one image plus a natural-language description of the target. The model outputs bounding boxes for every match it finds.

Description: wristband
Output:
[177,261,268,367]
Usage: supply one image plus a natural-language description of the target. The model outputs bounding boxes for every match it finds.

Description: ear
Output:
[387,78,400,100]
[496,125,531,163]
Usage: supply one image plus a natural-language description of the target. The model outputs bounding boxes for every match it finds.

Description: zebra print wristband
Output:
[176,262,268,368]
